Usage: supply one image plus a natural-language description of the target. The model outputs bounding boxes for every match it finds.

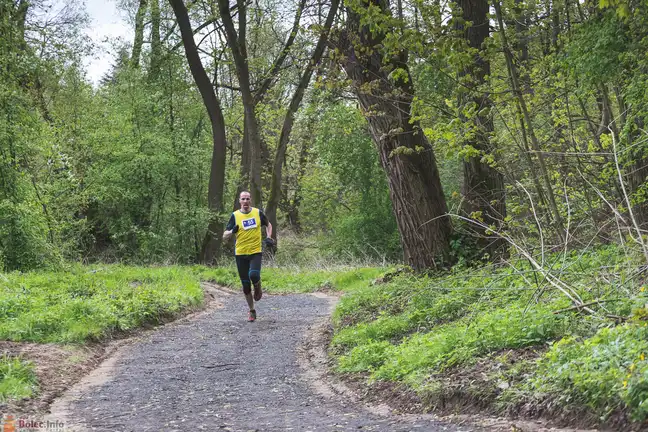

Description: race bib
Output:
[242,218,258,230]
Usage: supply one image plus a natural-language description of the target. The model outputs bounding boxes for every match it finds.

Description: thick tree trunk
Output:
[170,0,227,264]
[131,0,147,68]
[265,0,339,242]
[457,0,507,259]
[338,0,452,270]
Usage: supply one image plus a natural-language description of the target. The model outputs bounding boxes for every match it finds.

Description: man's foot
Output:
[253,280,262,301]
[247,309,256,322]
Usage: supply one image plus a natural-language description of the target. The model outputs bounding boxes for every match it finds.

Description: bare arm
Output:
[223,213,237,241]
[265,221,273,239]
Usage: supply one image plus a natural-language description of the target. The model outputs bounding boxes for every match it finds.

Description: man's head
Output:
[239,191,252,211]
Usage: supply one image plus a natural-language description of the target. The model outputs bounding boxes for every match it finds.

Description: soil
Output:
[0,286,607,431]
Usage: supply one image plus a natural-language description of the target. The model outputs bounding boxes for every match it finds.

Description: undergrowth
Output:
[330,245,648,427]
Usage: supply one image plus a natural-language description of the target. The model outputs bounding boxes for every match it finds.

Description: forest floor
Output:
[1,284,597,432]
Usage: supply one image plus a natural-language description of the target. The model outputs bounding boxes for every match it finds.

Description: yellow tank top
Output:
[233,207,262,255]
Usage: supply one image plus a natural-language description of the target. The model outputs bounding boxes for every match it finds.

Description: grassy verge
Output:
[0,265,204,343]
[330,245,648,428]
[0,355,38,402]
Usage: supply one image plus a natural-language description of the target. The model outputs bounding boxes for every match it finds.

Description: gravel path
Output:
[53,292,476,432]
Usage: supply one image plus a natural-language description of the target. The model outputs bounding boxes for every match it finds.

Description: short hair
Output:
[239,191,251,198]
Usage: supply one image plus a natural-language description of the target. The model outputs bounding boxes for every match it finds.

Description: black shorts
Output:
[235,253,262,284]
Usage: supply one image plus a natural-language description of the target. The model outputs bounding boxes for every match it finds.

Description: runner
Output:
[222,191,274,322]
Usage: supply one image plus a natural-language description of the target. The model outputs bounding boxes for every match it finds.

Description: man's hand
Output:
[263,237,276,251]
[223,225,239,241]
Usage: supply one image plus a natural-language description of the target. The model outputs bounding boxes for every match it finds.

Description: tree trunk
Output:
[216,0,307,210]
[623,112,648,228]
[217,0,263,206]
[149,0,162,80]
[337,0,453,270]
[131,0,147,68]
[287,144,308,232]
[233,124,252,211]
[252,0,307,105]
[14,0,29,50]
[551,0,560,51]
[285,112,316,233]
[265,0,340,242]
[170,0,227,264]
[457,0,507,259]
[596,84,617,137]
[628,154,648,229]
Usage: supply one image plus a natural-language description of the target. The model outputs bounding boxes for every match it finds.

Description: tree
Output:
[170,0,228,264]
[455,0,507,259]
[216,0,264,206]
[336,0,453,270]
[264,0,341,243]
[131,0,147,68]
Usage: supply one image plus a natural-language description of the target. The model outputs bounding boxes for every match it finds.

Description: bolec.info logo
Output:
[2,415,65,432]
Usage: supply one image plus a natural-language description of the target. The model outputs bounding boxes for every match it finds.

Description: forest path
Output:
[48,290,478,432]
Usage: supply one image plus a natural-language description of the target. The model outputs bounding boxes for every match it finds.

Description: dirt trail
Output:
[46,291,596,432]
[47,292,469,432]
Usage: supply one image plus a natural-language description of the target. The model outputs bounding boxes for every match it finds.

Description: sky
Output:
[81,0,132,85]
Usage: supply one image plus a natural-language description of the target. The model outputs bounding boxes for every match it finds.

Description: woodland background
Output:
[3,0,647,272]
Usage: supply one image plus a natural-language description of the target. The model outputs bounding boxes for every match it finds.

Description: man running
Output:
[223,191,273,322]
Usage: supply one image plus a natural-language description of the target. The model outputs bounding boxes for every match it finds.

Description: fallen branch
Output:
[606,314,628,322]
[552,299,621,314]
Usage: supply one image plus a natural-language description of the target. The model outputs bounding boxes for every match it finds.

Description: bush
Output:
[0,200,58,271]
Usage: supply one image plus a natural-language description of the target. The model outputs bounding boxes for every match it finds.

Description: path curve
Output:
[49,292,472,432]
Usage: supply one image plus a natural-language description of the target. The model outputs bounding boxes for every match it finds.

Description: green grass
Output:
[330,245,648,425]
[195,265,386,293]
[3,245,646,425]
[0,260,385,408]
[0,355,38,401]
[0,265,203,343]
